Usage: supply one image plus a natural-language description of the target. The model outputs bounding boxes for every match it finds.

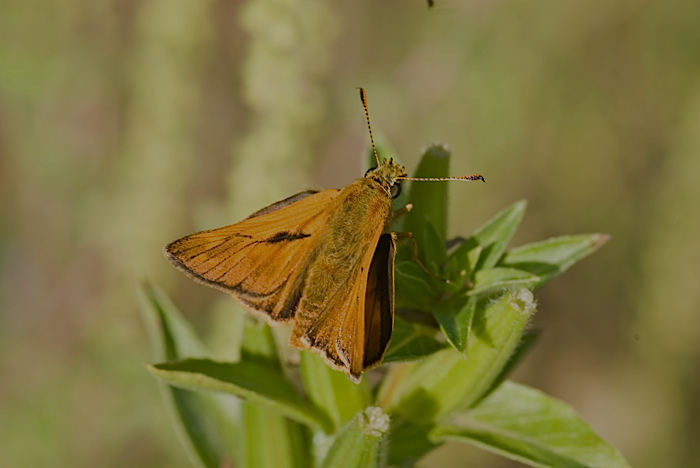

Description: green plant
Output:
[140,145,628,468]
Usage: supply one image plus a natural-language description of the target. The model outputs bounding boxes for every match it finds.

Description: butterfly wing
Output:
[328,233,396,381]
[163,189,340,323]
[360,233,396,371]
[288,182,395,382]
[166,178,397,382]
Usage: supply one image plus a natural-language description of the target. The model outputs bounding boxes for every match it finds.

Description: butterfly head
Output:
[364,157,407,199]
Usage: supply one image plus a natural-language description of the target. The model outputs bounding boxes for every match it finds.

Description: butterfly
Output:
[163,89,484,383]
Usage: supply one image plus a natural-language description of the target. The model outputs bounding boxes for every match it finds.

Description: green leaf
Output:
[148,359,334,434]
[500,234,610,289]
[386,418,437,467]
[475,329,541,405]
[382,317,448,364]
[240,317,282,368]
[299,351,371,432]
[403,144,451,262]
[468,267,540,297]
[431,381,631,468]
[237,319,311,468]
[241,403,312,468]
[379,289,536,423]
[422,218,448,270]
[445,239,482,283]
[431,296,476,354]
[394,260,436,311]
[319,407,390,468]
[139,282,208,361]
[470,199,527,269]
[138,283,236,468]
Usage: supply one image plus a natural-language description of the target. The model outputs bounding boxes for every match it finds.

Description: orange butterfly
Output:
[164,89,484,383]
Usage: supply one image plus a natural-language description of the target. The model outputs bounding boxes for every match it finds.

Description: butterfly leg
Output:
[391,231,449,283]
[386,204,413,229]
[392,203,413,219]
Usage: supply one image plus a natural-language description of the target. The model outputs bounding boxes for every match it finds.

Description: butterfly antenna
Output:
[358,88,381,166]
[396,173,486,183]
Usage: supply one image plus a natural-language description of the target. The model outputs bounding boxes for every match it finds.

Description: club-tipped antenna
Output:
[358,88,381,167]
[396,173,485,183]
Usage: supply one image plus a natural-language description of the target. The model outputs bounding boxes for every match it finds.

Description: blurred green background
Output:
[2,0,700,467]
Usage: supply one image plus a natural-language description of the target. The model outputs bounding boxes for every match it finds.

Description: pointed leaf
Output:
[471,200,527,269]
[380,289,536,423]
[382,317,448,364]
[300,351,371,432]
[500,234,610,289]
[403,144,451,262]
[431,296,476,354]
[320,407,390,468]
[148,359,333,434]
[468,267,540,297]
[431,381,631,468]
[138,283,236,468]
[139,282,208,361]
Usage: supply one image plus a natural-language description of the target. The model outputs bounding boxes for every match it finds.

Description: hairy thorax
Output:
[305,178,392,304]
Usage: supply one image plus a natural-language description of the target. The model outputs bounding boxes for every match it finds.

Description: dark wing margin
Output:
[244,190,322,220]
[163,230,315,324]
[362,233,396,369]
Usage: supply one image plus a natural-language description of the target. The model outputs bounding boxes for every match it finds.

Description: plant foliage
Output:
[141,145,627,467]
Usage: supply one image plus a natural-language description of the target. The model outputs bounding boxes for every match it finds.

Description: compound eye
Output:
[364,167,377,177]
[390,182,402,199]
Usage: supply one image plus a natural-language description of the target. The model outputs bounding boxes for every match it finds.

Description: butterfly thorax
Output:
[364,158,407,197]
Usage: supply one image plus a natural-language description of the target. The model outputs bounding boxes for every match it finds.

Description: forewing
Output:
[163,189,340,323]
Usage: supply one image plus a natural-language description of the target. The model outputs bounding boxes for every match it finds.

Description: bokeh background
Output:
[2,1,699,467]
